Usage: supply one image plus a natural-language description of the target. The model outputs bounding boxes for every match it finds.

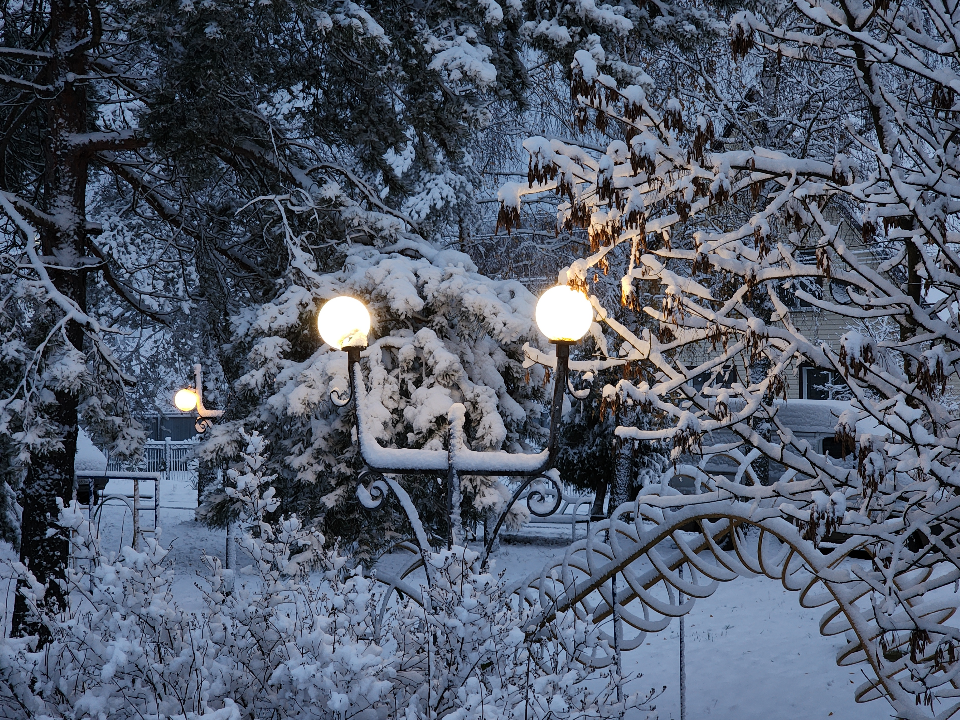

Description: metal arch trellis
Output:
[358,462,960,720]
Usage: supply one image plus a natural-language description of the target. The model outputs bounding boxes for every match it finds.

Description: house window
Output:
[800,366,850,400]
[691,364,738,392]
[830,280,852,304]
[145,414,199,441]
[822,437,853,459]
[778,277,822,310]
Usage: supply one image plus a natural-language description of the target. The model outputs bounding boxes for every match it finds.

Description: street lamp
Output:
[317,296,371,350]
[174,363,224,433]
[174,388,199,413]
[173,363,234,567]
[535,284,594,343]
[320,285,593,562]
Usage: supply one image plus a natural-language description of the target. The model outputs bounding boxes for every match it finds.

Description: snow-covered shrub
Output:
[0,430,659,719]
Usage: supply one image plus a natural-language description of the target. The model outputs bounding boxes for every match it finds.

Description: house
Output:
[683,203,903,402]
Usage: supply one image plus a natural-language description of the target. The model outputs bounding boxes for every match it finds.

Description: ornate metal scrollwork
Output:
[356,470,388,508]
[567,372,592,400]
[330,385,352,407]
[480,472,564,569]
[524,474,564,518]
[356,471,434,560]
[506,487,960,719]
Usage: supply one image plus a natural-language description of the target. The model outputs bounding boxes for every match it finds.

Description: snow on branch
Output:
[504,0,960,712]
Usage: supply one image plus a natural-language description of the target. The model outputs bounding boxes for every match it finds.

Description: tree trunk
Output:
[12,397,79,639]
[11,0,93,639]
[590,480,607,520]
[902,236,922,386]
[749,357,772,486]
[609,437,633,518]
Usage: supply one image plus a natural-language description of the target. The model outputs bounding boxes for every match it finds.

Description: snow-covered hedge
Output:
[0,430,657,719]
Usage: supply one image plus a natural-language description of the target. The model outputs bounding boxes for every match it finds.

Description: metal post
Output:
[133,476,140,551]
[194,363,204,400]
[88,474,95,592]
[679,563,686,720]
[447,467,462,548]
[226,522,235,569]
[155,472,160,532]
[69,475,77,572]
[446,410,465,549]
[606,486,624,718]
[346,347,361,401]
[164,436,172,509]
[452,469,461,546]
[547,342,570,459]
[612,573,623,715]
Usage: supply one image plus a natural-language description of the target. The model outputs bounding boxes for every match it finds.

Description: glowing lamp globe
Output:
[535,285,593,342]
[174,388,199,413]
[317,296,371,349]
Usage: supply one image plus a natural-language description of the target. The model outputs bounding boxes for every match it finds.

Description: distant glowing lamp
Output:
[317,296,371,349]
[172,365,222,432]
[535,285,593,343]
[174,388,199,413]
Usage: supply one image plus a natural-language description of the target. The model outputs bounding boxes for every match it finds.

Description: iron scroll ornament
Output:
[186,364,224,434]
[195,417,215,434]
[480,472,564,568]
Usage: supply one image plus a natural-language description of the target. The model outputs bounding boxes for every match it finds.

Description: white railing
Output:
[108,438,198,473]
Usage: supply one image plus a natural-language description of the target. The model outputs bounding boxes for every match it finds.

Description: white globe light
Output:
[535,285,593,342]
[317,296,371,349]
[174,388,199,413]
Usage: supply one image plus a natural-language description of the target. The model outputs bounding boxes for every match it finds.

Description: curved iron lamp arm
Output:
[476,341,572,566]
[192,363,224,433]
[328,347,362,406]
[479,472,564,570]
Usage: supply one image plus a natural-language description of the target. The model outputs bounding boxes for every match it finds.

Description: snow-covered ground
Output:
[491,543,884,720]
[1,470,899,719]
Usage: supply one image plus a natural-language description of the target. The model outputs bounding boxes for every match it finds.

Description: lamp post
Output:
[174,363,224,434]
[318,285,593,563]
[174,363,232,567]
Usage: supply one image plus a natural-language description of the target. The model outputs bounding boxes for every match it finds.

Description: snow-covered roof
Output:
[773,399,853,433]
[74,428,108,473]
[771,399,882,435]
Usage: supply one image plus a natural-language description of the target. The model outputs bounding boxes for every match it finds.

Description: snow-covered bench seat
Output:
[512,488,596,541]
